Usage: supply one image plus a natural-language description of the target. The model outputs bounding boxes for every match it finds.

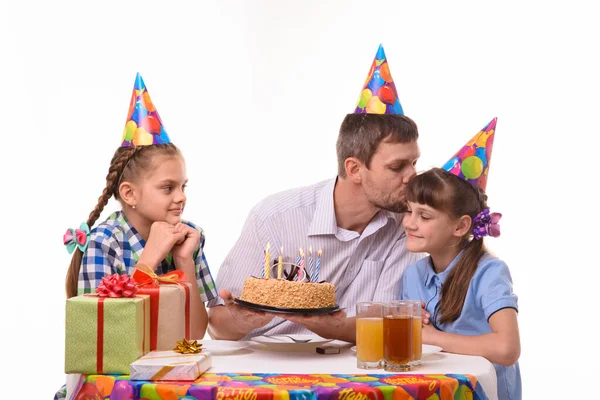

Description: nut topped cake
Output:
[239,277,336,309]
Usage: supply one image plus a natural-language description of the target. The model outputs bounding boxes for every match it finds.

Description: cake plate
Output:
[234,298,340,316]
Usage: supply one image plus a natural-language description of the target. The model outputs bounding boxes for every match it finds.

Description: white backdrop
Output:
[1,0,598,398]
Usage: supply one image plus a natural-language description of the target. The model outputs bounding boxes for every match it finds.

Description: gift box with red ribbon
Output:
[65,275,150,374]
[132,265,192,351]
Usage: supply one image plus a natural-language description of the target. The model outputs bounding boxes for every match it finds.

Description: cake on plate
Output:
[239,277,336,309]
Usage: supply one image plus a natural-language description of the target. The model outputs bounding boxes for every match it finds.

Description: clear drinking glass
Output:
[409,300,423,366]
[356,302,384,369]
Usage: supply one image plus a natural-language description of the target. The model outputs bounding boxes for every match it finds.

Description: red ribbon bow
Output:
[95,273,138,298]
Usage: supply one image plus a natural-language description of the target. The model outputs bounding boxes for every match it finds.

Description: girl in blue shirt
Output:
[400,166,521,400]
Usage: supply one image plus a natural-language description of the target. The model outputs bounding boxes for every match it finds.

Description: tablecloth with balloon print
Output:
[72,372,487,400]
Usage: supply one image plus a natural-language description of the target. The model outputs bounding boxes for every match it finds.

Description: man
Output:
[208,45,425,342]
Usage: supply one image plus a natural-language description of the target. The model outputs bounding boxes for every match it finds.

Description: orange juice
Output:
[356,317,384,363]
[413,316,422,361]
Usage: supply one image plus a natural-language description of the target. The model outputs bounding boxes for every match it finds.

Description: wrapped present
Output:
[65,276,150,374]
[130,348,211,381]
[133,264,192,351]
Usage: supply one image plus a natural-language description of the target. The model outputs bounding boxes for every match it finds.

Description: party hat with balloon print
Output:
[354,44,404,115]
[442,118,497,191]
[120,73,172,147]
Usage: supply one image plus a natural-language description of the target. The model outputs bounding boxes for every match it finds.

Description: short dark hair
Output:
[336,114,418,177]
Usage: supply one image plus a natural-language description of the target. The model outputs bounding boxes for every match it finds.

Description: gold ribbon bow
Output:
[132,263,185,286]
[173,338,203,354]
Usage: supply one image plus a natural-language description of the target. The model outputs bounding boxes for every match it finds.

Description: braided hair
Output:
[65,143,181,298]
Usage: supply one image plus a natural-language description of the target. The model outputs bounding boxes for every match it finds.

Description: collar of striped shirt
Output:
[308,177,398,237]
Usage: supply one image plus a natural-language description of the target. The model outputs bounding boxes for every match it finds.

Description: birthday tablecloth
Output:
[73,372,487,400]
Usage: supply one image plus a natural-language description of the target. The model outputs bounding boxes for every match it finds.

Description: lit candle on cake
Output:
[264,242,271,279]
[308,246,314,282]
[315,249,322,281]
[297,247,305,281]
[278,247,283,279]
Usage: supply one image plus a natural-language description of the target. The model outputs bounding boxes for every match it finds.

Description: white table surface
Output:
[67,338,497,400]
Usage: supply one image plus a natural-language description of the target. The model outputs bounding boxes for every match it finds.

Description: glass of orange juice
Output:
[356,302,384,369]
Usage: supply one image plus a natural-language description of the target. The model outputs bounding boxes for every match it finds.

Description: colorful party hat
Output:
[442,118,497,191]
[354,44,404,115]
[120,73,171,147]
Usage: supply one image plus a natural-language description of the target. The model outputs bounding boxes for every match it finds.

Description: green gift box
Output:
[65,294,150,374]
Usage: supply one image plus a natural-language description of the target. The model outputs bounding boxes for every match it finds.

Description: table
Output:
[66,340,498,400]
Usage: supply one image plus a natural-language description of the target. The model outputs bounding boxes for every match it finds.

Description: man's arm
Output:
[280,312,356,343]
[207,305,245,340]
[207,211,275,339]
[208,290,275,340]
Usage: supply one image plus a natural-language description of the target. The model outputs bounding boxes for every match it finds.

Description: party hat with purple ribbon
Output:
[120,73,172,147]
[442,118,497,191]
[354,44,404,115]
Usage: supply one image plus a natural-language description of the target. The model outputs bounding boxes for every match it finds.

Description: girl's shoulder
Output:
[477,252,509,270]
[181,220,206,244]
[472,252,513,283]
[404,255,431,276]
[182,219,204,234]
[89,212,127,240]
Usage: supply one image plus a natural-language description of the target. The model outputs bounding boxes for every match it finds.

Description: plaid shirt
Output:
[78,211,217,301]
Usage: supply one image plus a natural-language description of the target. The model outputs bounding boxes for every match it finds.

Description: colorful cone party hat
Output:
[120,73,172,147]
[441,118,497,191]
[354,44,404,115]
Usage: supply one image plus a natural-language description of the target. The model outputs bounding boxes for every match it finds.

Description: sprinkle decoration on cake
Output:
[238,244,336,309]
[240,277,336,309]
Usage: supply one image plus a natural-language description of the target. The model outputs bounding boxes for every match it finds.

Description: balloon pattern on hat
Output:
[354,44,404,115]
[442,118,497,191]
[121,73,171,147]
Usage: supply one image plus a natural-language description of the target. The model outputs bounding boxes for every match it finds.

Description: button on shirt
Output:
[208,178,424,339]
[78,211,218,302]
[400,251,521,400]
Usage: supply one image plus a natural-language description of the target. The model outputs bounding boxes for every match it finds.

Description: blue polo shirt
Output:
[400,251,521,400]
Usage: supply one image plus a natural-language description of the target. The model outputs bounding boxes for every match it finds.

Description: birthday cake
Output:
[240,277,336,309]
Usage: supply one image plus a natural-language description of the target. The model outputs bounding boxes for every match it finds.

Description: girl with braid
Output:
[56,74,216,400]
[399,120,521,400]
[63,74,217,338]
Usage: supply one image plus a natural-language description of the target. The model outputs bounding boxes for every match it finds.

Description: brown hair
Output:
[65,143,182,298]
[405,167,488,324]
[336,114,418,177]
